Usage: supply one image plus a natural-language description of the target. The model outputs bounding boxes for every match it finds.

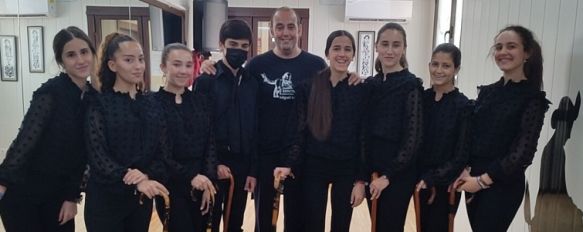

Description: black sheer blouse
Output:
[85,90,169,194]
[0,73,87,201]
[469,78,549,183]
[366,68,423,179]
[287,75,369,181]
[154,88,217,186]
[418,88,471,187]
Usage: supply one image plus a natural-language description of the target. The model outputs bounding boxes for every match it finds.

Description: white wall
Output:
[0,0,149,158]
[228,0,435,84]
[456,0,583,231]
[0,0,435,159]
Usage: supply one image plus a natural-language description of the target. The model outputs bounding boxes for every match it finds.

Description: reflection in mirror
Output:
[525,92,583,231]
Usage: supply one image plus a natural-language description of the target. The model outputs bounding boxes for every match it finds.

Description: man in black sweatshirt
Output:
[246,7,327,232]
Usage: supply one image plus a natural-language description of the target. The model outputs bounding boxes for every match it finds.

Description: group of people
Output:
[0,5,549,232]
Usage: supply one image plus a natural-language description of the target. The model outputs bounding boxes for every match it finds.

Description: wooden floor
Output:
[0,193,418,232]
[148,194,418,232]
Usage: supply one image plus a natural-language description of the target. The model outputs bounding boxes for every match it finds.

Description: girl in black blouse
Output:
[289,30,367,232]
[366,22,423,232]
[84,32,169,232]
[0,26,95,232]
[415,43,470,231]
[454,25,549,231]
[153,43,217,231]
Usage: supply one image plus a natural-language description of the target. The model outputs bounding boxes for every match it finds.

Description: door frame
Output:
[87,6,152,90]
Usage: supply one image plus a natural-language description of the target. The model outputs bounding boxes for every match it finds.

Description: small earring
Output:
[524,59,528,63]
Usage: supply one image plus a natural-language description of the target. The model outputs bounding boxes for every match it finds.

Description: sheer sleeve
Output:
[282,83,308,170]
[162,129,196,181]
[355,126,368,182]
[85,104,127,184]
[0,93,54,187]
[145,119,170,183]
[423,102,473,186]
[63,153,87,202]
[204,109,218,180]
[248,86,259,178]
[487,97,549,182]
[383,87,423,178]
[358,82,375,182]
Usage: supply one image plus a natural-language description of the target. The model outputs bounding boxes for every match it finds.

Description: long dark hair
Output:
[374,22,408,73]
[495,25,543,90]
[307,30,355,141]
[97,32,136,92]
[53,26,96,67]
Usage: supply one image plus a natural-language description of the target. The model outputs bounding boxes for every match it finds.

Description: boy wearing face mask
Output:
[194,19,257,232]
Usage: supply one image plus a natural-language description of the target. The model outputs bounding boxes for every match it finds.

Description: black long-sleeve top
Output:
[194,61,258,177]
[85,90,169,195]
[366,68,423,180]
[0,73,87,201]
[154,88,217,194]
[418,88,471,187]
[469,78,549,183]
[287,74,369,181]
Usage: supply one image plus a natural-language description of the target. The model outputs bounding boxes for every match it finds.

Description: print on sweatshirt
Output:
[261,72,295,100]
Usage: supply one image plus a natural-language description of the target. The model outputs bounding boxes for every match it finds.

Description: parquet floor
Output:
[0,192,418,232]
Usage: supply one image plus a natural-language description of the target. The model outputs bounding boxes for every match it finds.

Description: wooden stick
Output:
[205,204,213,232]
[413,189,422,232]
[159,192,171,232]
[138,192,170,232]
[195,189,213,232]
[223,175,235,232]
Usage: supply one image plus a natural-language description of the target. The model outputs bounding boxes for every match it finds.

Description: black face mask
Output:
[225,48,248,69]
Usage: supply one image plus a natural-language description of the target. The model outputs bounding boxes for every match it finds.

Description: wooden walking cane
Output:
[414,186,436,232]
[192,188,215,232]
[448,189,457,232]
[272,174,284,231]
[223,174,235,232]
[370,172,379,232]
[139,192,171,232]
[413,189,422,232]
[205,206,214,232]
[159,192,171,232]
[203,190,214,232]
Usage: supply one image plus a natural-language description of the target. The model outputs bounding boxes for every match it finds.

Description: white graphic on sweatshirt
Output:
[261,72,295,100]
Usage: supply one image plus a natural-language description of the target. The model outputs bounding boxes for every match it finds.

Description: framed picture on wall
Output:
[27,26,44,73]
[357,31,375,78]
[0,36,18,81]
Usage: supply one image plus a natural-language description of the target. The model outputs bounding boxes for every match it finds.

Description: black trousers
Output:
[466,174,525,232]
[84,184,153,232]
[0,188,74,232]
[211,171,248,232]
[254,154,304,232]
[366,168,416,232]
[155,188,206,232]
[302,156,355,232]
[418,185,461,232]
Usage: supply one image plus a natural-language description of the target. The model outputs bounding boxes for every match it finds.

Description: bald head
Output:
[271,7,299,26]
[270,7,302,58]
